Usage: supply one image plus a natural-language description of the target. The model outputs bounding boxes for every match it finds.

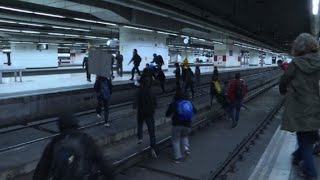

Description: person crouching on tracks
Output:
[227,73,247,128]
[33,112,114,180]
[279,33,320,180]
[133,78,158,159]
[94,75,112,127]
[166,90,197,163]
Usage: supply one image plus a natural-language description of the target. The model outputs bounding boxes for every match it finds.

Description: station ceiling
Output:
[0,0,313,52]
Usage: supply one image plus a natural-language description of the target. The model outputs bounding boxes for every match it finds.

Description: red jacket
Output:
[281,62,289,71]
[227,79,247,101]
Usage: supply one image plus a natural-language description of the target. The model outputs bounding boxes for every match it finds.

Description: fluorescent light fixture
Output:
[0,6,33,13]
[73,18,96,23]
[19,22,43,27]
[313,0,320,15]
[0,19,17,24]
[52,26,71,30]
[96,21,117,26]
[72,28,90,32]
[65,34,80,37]
[34,12,65,18]
[47,43,59,45]
[234,43,242,47]
[98,37,110,40]
[85,36,98,39]
[157,31,178,36]
[63,44,73,46]
[138,28,153,32]
[0,28,20,32]
[191,37,198,40]
[3,49,11,52]
[123,26,153,32]
[75,42,87,45]
[48,33,65,36]
[10,41,33,44]
[113,38,118,40]
[198,38,206,41]
[181,35,189,38]
[213,41,224,45]
[22,30,40,34]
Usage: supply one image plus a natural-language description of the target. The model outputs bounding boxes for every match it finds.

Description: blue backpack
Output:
[100,79,110,100]
[176,100,194,121]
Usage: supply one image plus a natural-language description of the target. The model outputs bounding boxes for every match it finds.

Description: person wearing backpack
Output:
[210,75,221,107]
[227,73,247,128]
[166,90,197,163]
[94,76,112,127]
[151,53,165,69]
[128,49,142,80]
[133,79,158,159]
[33,112,114,180]
[184,67,195,98]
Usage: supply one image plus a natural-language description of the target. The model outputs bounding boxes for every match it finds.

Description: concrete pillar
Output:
[119,27,169,72]
[249,50,260,66]
[214,44,241,67]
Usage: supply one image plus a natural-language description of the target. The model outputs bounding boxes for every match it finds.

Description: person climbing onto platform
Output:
[94,75,112,127]
[166,90,197,163]
[227,73,247,128]
[133,79,158,159]
[33,112,114,180]
[279,33,320,180]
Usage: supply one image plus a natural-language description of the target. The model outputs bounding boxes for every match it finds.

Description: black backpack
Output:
[235,80,245,99]
[157,55,164,65]
[136,55,142,66]
[49,133,94,180]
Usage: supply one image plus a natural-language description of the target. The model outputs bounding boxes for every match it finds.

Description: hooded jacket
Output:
[279,52,320,132]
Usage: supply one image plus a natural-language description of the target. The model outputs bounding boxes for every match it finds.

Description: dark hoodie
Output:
[279,52,320,132]
[33,113,114,180]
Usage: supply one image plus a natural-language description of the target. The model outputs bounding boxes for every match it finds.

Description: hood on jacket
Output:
[293,53,320,74]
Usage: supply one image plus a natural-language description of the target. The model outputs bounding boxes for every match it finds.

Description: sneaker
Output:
[173,158,182,164]
[97,114,101,118]
[137,139,143,144]
[104,123,110,127]
[184,146,191,156]
[151,149,157,159]
[87,79,92,82]
[129,78,134,81]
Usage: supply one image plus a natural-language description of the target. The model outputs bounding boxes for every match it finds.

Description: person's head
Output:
[291,33,319,56]
[117,51,120,54]
[174,62,179,67]
[214,67,218,70]
[153,53,157,57]
[57,111,79,132]
[146,63,150,68]
[277,60,283,66]
[133,49,137,55]
[235,73,241,80]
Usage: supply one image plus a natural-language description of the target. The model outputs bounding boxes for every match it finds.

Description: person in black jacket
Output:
[128,49,141,80]
[133,80,157,158]
[115,51,123,77]
[184,68,195,98]
[166,90,197,163]
[94,76,112,127]
[82,56,91,82]
[173,63,181,90]
[33,112,114,180]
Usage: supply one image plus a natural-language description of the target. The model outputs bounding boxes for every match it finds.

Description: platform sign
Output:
[88,49,112,78]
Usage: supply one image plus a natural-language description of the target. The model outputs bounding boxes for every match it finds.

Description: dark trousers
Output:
[184,82,194,97]
[293,131,318,178]
[96,98,109,123]
[116,64,123,77]
[85,66,91,80]
[160,80,166,93]
[131,65,141,79]
[229,99,242,122]
[137,115,156,149]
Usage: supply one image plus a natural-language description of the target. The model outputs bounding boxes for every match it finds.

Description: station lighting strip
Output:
[234,43,273,53]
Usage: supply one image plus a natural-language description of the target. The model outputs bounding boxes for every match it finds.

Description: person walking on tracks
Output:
[227,73,247,128]
[33,112,114,180]
[128,49,142,80]
[279,33,320,180]
[166,90,197,163]
[133,79,158,159]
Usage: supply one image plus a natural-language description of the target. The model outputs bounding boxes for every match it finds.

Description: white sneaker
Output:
[104,123,110,127]
[97,114,101,118]
[151,149,157,159]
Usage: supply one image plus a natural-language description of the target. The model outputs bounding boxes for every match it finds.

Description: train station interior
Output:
[0,0,319,180]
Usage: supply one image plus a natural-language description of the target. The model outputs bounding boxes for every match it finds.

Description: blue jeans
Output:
[229,99,242,123]
[96,98,110,123]
[293,131,318,178]
[172,126,191,159]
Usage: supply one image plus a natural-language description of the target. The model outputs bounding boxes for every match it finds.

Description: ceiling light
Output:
[0,28,20,32]
[198,39,206,41]
[157,31,178,36]
[48,33,65,36]
[72,28,90,32]
[85,36,98,39]
[113,38,118,40]
[191,37,198,40]
[98,37,110,40]
[63,44,73,46]
[22,30,40,34]
[96,21,117,26]
[34,12,65,18]
[52,26,71,30]
[123,26,153,32]
[213,41,224,45]
[47,43,59,45]
[73,18,96,23]
[0,6,32,13]
[19,22,43,27]
[181,35,189,38]
[0,19,17,24]
[65,34,79,37]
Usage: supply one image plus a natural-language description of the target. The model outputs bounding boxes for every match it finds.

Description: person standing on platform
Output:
[195,66,201,91]
[227,73,247,128]
[82,55,91,82]
[213,66,219,79]
[128,49,142,80]
[115,51,123,77]
[33,112,114,180]
[279,33,320,180]
[133,79,157,159]
[94,75,112,127]
[184,68,195,98]
[166,90,197,163]
[173,63,181,90]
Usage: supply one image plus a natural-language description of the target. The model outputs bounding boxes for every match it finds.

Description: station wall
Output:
[10,44,58,68]
[0,51,6,65]
[119,27,169,72]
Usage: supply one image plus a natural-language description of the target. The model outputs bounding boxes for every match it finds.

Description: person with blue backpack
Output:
[166,90,197,163]
[94,75,112,127]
